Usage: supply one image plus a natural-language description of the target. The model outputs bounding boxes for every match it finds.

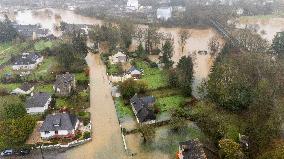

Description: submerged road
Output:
[57,53,128,159]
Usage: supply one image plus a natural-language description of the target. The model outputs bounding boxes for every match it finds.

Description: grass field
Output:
[75,72,88,81]
[0,83,21,92]
[34,84,54,93]
[156,95,186,112]
[34,40,54,51]
[0,42,31,65]
[135,60,168,90]
[116,98,133,118]
[27,56,58,81]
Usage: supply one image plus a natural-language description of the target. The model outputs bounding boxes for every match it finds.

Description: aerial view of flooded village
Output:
[0,0,283,159]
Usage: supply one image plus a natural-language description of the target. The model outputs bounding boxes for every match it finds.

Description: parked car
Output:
[0,149,13,156]
[16,148,30,156]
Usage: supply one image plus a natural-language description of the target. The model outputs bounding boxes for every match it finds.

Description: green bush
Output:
[83,132,91,139]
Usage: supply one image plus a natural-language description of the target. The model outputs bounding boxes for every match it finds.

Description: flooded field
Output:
[125,122,205,159]
[3,8,222,96]
[236,16,284,42]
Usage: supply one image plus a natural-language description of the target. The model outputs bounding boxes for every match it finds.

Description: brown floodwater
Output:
[236,17,284,42]
[4,8,223,97]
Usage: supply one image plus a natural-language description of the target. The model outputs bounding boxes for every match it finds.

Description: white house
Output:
[40,113,79,139]
[12,52,43,70]
[11,83,34,95]
[25,92,51,114]
[126,0,139,10]
[157,7,172,21]
[110,52,127,64]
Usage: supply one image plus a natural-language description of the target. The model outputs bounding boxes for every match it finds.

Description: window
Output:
[44,131,50,134]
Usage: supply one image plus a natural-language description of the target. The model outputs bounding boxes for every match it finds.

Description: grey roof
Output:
[19,83,34,92]
[25,92,51,108]
[127,66,141,74]
[179,139,207,159]
[130,94,156,122]
[54,73,75,90]
[14,52,42,66]
[40,113,78,132]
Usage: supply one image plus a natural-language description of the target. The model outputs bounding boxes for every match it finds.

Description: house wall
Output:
[40,130,73,139]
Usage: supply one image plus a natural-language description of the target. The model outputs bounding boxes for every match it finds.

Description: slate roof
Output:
[25,92,51,108]
[127,66,141,74]
[19,83,34,92]
[54,73,75,90]
[40,113,78,132]
[130,94,156,123]
[13,52,42,66]
[179,139,207,159]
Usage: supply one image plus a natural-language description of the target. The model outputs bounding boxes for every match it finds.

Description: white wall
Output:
[26,97,51,114]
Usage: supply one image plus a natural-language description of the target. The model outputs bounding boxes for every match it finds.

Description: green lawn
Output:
[34,84,54,94]
[55,98,69,109]
[27,56,58,81]
[116,98,133,118]
[0,66,13,78]
[0,83,21,92]
[135,60,168,90]
[156,95,186,112]
[34,40,53,51]
[0,42,31,65]
[75,72,88,81]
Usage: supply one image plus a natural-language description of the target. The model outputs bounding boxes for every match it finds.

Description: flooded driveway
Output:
[56,53,127,159]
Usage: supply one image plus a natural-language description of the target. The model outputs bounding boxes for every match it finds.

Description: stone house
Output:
[53,72,76,96]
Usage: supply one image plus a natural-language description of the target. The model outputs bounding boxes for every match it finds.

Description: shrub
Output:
[83,132,91,139]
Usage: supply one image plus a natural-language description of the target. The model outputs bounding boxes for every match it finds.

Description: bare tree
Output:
[208,35,221,56]
[178,29,191,53]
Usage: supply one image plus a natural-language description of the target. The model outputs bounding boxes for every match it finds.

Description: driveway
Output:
[56,53,128,159]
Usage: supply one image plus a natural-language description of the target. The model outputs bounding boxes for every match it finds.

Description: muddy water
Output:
[5,8,221,97]
[236,17,284,42]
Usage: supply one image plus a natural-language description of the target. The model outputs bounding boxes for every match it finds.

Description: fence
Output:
[37,138,92,149]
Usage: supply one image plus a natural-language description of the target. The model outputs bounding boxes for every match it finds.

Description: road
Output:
[56,53,128,159]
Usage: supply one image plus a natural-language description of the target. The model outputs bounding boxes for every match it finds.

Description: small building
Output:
[111,52,127,64]
[177,139,207,159]
[25,92,51,114]
[54,72,76,96]
[127,66,142,79]
[11,83,34,95]
[130,94,156,124]
[12,52,43,70]
[157,7,172,21]
[126,0,139,10]
[40,113,79,139]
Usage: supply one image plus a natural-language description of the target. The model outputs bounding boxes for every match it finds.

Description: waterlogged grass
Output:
[138,122,206,157]
[135,61,168,90]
